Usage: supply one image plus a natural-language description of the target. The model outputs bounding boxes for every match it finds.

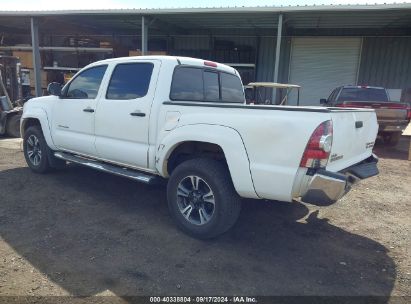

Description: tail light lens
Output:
[300,120,333,168]
[407,105,411,121]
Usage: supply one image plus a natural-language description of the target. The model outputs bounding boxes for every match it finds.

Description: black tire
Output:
[23,126,52,173]
[383,132,401,146]
[6,114,21,138]
[167,158,242,239]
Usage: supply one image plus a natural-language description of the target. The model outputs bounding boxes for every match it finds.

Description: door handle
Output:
[355,121,363,128]
[83,108,95,113]
[130,112,146,117]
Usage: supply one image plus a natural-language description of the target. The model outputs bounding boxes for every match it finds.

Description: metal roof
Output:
[0,3,410,34]
[0,3,411,16]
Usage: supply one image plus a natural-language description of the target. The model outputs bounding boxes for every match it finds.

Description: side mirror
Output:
[320,98,328,104]
[47,82,62,96]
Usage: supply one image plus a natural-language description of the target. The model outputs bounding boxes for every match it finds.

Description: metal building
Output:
[0,3,410,104]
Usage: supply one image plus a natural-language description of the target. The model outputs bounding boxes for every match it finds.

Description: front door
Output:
[94,60,160,169]
[51,65,108,156]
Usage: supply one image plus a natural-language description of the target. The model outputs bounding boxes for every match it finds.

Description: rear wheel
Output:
[383,132,401,146]
[6,114,21,138]
[167,158,242,239]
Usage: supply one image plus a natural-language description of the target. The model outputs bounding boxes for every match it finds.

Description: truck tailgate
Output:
[375,107,408,121]
[338,101,408,121]
[326,109,378,172]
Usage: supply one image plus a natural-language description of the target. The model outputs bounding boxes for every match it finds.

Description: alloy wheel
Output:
[26,134,42,166]
[176,175,215,225]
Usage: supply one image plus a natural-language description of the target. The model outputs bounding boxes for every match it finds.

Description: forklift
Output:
[0,56,24,138]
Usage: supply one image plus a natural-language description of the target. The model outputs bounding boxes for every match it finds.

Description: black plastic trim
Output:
[340,155,379,179]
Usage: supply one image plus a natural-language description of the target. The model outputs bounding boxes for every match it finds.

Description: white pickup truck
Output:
[21,56,379,238]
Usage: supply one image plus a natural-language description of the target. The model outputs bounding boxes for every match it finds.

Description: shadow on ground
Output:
[0,165,395,298]
[373,136,408,161]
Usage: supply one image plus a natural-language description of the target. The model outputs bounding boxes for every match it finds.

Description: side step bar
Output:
[54,152,160,184]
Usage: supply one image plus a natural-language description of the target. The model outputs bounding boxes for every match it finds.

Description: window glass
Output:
[328,88,339,102]
[220,73,244,103]
[338,88,389,102]
[106,63,154,100]
[170,67,203,101]
[65,65,107,99]
[204,71,219,101]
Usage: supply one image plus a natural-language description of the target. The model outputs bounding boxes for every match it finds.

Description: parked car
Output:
[21,56,379,239]
[321,85,410,146]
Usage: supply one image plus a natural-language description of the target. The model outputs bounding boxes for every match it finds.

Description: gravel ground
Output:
[0,137,410,302]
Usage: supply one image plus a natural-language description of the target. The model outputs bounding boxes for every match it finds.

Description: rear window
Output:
[338,88,389,102]
[221,73,245,103]
[170,67,203,101]
[170,66,244,103]
[204,71,220,101]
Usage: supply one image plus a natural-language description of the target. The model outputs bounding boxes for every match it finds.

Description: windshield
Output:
[338,88,389,102]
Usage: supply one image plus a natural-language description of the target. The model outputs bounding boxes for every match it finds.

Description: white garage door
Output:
[288,37,362,106]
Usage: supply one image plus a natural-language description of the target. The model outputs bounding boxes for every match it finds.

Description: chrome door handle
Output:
[83,108,94,113]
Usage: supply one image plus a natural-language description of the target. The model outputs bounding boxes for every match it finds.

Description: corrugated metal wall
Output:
[172,35,257,50]
[217,36,257,47]
[255,36,291,102]
[256,36,291,83]
[358,37,411,89]
[173,36,211,50]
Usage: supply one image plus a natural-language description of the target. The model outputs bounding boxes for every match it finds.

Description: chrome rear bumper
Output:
[301,155,378,205]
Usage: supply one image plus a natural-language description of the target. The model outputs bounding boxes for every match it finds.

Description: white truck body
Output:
[21,56,379,238]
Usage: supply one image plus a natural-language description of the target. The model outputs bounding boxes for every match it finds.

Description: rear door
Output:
[94,59,160,169]
[326,109,378,172]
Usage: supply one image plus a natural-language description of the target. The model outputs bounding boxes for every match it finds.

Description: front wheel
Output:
[23,126,52,173]
[167,158,242,239]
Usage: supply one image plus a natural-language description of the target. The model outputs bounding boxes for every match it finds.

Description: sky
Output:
[0,0,410,11]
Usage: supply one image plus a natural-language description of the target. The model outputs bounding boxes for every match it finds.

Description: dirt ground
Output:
[0,136,410,302]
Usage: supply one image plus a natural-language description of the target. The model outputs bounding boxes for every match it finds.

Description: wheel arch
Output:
[21,109,56,150]
[156,124,258,199]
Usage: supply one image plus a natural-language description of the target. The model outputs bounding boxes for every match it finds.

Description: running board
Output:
[54,152,159,184]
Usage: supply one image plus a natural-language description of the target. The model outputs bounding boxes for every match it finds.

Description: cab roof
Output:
[89,55,237,75]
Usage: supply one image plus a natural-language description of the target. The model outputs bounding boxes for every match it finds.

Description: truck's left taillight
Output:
[300,120,333,169]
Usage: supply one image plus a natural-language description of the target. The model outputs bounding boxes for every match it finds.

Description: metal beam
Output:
[0,46,113,52]
[30,17,42,97]
[141,16,148,55]
[272,13,283,103]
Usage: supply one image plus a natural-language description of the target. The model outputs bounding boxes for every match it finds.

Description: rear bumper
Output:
[300,155,379,205]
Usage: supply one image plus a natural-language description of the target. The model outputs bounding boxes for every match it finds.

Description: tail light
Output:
[407,105,411,121]
[300,120,333,169]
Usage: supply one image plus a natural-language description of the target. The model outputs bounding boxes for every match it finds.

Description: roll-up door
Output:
[288,37,362,106]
